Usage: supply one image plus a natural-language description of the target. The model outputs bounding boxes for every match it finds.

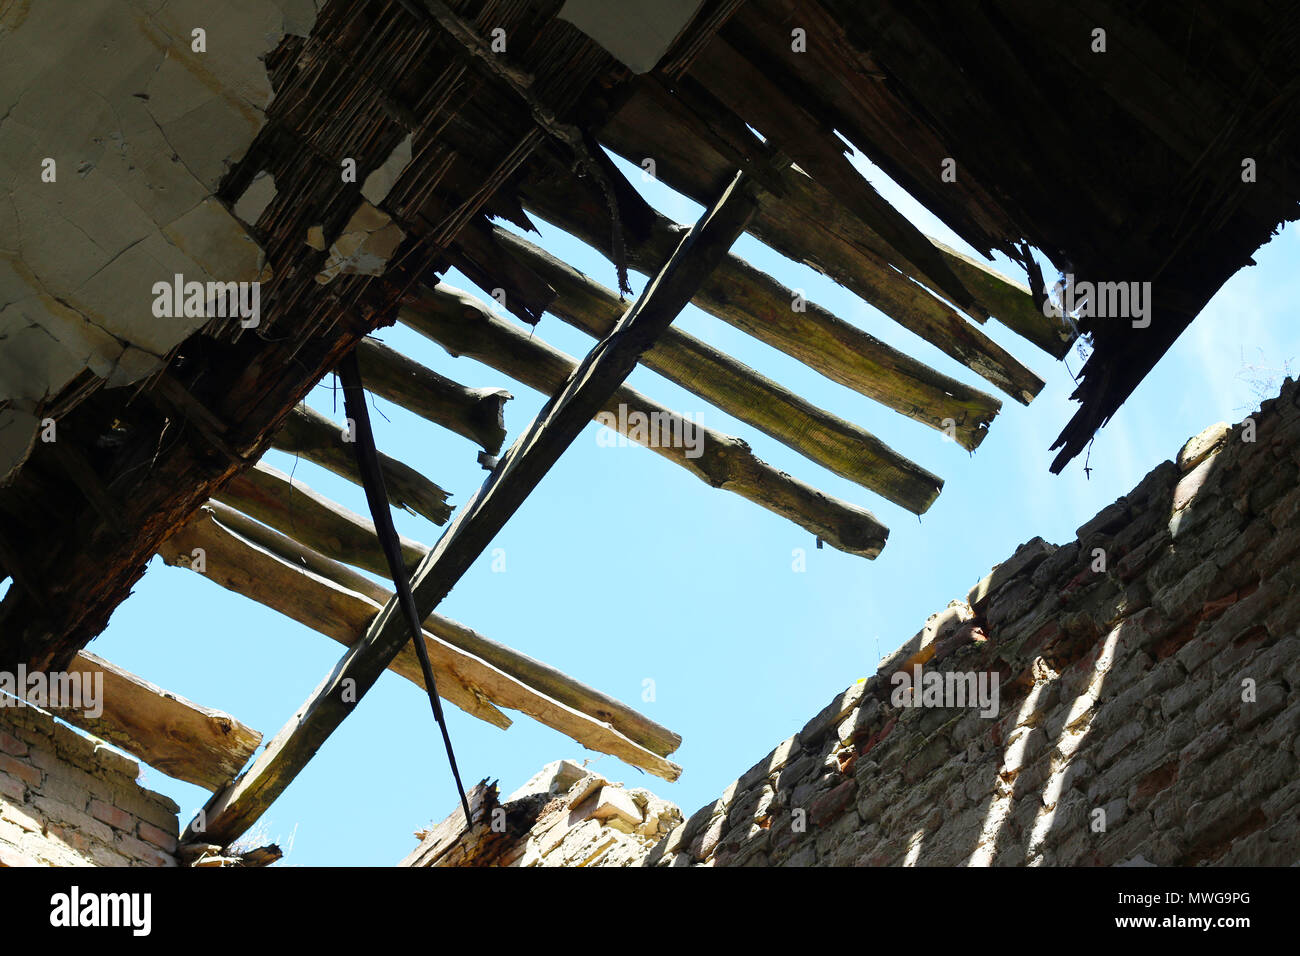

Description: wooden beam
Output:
[594,84,1048,401]
[49,652,262,792]
[515,166,1015,419]
[157,509,510,731]
[204,499,680,759]
[494,226,997,455]
[689,35,981,320]
[163,509,681,848]
[214,461,427,578]
[183,172,758,848]
[401,282,904,537]
[355,337,511,454]
[272,403,452,526]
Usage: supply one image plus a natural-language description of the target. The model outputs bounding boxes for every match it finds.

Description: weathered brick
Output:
[90,798,135,833]
[138,820,179,853]
[0,771,26,803]
[0,753,40,789]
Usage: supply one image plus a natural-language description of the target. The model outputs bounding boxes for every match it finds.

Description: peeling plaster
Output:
[314,202,405,284]
[233,170,277,225]
[361,134,412,206]
[0,0,318,480]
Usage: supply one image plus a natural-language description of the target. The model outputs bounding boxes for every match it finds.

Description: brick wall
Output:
[0,704,180,867]
[643,380,1300,867]
[435,379,1300,867]
[402,760,681,867]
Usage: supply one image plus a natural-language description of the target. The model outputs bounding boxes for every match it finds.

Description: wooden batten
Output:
[595,86,1048,401]
[181,172,759,849]
[214,460,427,578]
[272,403,453,526]
[355,337,511,454]
[158,511,512,731]
[204,499,680,759]
[687,36,981,320]
[514,170,1010,427]
[401,282,904,541]
[494,226,997,456]
[47,652,262,792]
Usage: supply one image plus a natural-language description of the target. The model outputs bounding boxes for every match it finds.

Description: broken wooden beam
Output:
[49,652,262,792]
[214,460,427,578]
[593,86,1049,400]
[163,509,681,846]
[205,499,680,759]
[181,171,758,848]
[494,226,997,454]
[158,511,510,731]
[401,282,905,537]
[514,169,1017,418]
[272,403,453,526]
[688,36,981,320]
[355,336,511,454]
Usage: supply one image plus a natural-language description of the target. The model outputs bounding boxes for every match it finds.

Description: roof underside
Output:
[0,0,1296,845]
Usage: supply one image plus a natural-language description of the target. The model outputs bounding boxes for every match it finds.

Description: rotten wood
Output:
[204,499,680,759]
[402,282,902,542]
[272,403,453,526]
[180,171,759,848]
[355,336,511,454]
[214,460,427,578]
[495,226,995,458]
[51,652,262,792]
[515,163,1014,423]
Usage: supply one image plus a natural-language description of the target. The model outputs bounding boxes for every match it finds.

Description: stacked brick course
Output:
[0,704,180,867]
[436,379,1300,867]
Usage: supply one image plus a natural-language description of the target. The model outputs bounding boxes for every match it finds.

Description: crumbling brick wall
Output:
[419,380,1300,867]
[643,381,1300,866]
[402,760,682,867]
[0,705,180,867]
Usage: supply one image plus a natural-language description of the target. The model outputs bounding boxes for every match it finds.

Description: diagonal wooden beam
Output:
[202,499,681,759]
[181,171,761,848]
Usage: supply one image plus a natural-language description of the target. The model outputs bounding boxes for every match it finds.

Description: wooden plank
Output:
[215,460,427,578]
[205,499,681,759]
[929,239,1075,359]
[164,510,680,847]
[161,510,685,786]
[48,652,262,792]
[356,337,511,454]
[688,35,981,320]
[401,282,901,543]
[515,165,1013,423]
[494,226,996,458]
[157,510,511,732]
[595,84,1047,401]
[180,173,757,847]
[272,403,453,526]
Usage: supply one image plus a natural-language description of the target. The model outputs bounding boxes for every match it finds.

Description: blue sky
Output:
[83,149,1299,865]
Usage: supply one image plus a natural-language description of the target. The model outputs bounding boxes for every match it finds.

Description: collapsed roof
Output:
[0,0,1295,853]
